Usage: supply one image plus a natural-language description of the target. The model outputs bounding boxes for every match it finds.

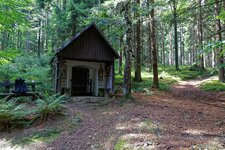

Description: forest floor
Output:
[1,77,225,150]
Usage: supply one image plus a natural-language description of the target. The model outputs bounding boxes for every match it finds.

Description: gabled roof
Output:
[54,23,119,62]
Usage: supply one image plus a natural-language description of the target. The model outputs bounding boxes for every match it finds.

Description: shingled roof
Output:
[54,23,119,62]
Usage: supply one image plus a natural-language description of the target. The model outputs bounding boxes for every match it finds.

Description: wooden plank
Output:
[0,82,41,87]
[0,92,39,96]
[0,92,40,101]
[0,81,41,93]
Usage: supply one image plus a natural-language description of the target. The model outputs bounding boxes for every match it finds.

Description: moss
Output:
[158,65,215,80]
[115,70,179,94]
[115,66,217,95]
[14,128,61,145]
[141,119,159,132]
[114,138,126,150]
[200,80,225,91]
[159,82,170,91]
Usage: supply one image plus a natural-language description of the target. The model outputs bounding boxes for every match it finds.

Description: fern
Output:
[0,100,30,130]
[35,94,69,121]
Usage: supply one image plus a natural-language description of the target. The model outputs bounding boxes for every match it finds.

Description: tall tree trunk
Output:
[189,25,194,65]
[17,31,21,49]
[41,20,45,53]
[26,30,31,52]
[212,45,215,68]
[2,31,8,50]
[141,16,144,66]
[161,23,165,66]
[63,0,67,10]
[169,32,173,65]
[150,0,159,88]
[134,0,142,82]
[179,26,183,65]
[198,0,205,70]
[215,0,225,82]
[147,0,152,71]
[37,20,41,57]
[123,0,132,97]
[71,14,77,36]
[45,11,49,52]
[119,36,123,75]
[173,0,179,70]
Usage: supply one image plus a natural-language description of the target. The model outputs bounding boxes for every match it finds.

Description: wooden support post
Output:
[3,80,10,93]
[31,80,35,92]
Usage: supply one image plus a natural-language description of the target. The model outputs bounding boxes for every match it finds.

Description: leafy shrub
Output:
[159,82,170,91]
[115,72,173,95]
[0,52,53,93]
[159,65,214,80]
[200,80,225,91]
[189,63,202,71]
[0,49,21,65]
[209,69,218,76]
[0,100,31,130]
[35,93,69,121]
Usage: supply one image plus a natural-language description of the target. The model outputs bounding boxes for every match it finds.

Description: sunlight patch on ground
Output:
[115,118,158,132]
[141,72,152,78]
[178,76,218,87]
[0,138,22,150]
[102,110,118,116]
[192,138,225,149]
[174,85,187,89]
[115,133,157,150]
[114,118,160,149]
[159,71,181,81]
[161,99,177,104]
[0,139,45,150]
[184,129,207,135]
[121,133,155,140]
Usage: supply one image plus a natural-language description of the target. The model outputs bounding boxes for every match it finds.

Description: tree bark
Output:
[2,31,8,50]
[150,0,159,88]
[147,0,152,70]
[198,0,205,70]
[179,26,183,65]
[119,36,123,75]
[123,0,132,97]
[215,0,225,82]
[63,0,67,10]
[134,0,142,82]
[37,20,41,57]
[173,0,179,70]
[169,32,173,65]
[161,23,165,66]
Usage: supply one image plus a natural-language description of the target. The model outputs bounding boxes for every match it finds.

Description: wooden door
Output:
[71,67,89,96]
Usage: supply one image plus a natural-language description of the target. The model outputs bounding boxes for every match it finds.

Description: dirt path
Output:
[44,78,225,150]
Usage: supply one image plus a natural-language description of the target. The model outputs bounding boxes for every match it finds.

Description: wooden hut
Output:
[51,23,119,97]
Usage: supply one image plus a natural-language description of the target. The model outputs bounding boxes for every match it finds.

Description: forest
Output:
[0,0,225,149]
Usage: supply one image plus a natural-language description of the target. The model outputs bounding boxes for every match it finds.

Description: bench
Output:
[0,80,40,100]
[0,92,40,100]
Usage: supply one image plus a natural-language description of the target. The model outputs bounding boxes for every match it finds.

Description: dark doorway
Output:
[71,67,90,96]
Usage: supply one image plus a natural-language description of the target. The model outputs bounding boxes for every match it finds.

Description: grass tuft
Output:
[13,128,61,145]
[114,138,126,150]
[200,80,225,91]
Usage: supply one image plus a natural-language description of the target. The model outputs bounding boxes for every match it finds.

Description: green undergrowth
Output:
[158,65,216,80]
[115,65,217,95]
[114,138,126,150]
[115,70,179,94]
[0,52,53,93]
[0,100,35,131]
[13,128,61,145]
[0,93,70,131]
[200,80,225,91]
